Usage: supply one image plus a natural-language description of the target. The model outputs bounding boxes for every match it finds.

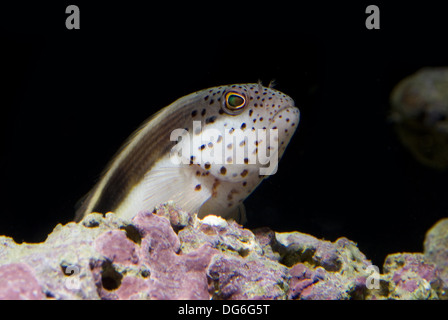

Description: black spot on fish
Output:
[191,110,198,117]
[205,116,217,124]
[240,169,248,177]
[220,166,227,175]
[202,109,207,116]
[195,184,201,191]
[240,123,246,130]
[205,162,211,170]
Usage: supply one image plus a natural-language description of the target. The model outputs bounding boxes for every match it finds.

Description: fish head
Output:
[182,83,300,220]
[187,83,299,181]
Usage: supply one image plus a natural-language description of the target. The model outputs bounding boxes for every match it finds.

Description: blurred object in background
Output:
[390,67,448,170]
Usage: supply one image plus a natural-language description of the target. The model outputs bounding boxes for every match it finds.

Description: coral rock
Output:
[382,253,441,299]
[0,202,447,300]
[208,254,289,300]
[288,263,344,300]
[97,211,219,300]
[424,218,448,299]
[0,263,45,300]
[276,232,374,299]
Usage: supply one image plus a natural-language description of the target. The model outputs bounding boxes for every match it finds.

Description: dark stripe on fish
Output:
[74,101,191,221]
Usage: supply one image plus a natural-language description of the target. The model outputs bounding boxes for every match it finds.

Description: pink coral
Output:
[93,211,219,300]
[0,263,45,300]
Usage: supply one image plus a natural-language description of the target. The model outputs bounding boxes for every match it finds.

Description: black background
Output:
[1,1,447,268]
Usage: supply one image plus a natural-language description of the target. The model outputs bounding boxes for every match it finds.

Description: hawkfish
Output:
[75,83,300,223]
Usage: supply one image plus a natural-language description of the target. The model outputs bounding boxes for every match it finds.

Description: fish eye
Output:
[225,92,246,112]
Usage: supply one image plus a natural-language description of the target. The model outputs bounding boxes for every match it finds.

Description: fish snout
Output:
[270,104,300,130]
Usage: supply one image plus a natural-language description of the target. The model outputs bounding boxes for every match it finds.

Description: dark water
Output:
[1,2,447,268]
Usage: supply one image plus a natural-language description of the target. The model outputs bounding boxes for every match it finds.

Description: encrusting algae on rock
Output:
[0,202,447,299]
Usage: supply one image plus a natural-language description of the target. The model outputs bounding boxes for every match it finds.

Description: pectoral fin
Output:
[114,158,213,220]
